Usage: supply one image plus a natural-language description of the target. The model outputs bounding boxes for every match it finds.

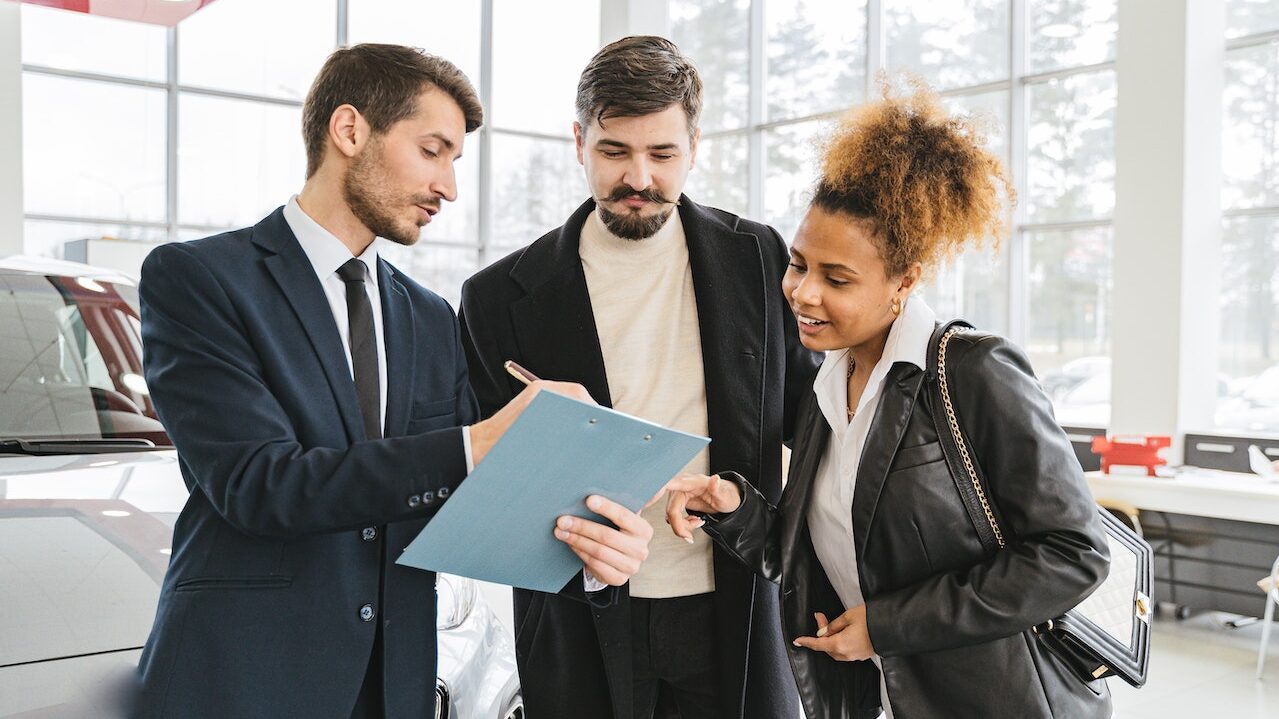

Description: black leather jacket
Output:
[703,329,1113,719]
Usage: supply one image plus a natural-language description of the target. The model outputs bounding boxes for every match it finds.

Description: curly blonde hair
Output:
[813,77,1014,277]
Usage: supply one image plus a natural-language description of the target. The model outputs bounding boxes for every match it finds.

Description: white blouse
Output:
[805,295,936,718]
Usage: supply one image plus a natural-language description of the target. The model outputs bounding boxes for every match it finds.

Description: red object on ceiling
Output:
[18,0,220,27]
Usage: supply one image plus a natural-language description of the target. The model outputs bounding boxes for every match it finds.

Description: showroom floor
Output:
[1111,610,1276,718]
[480,583,1276,718]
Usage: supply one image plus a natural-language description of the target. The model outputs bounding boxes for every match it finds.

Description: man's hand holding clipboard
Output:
[454,361,654,588]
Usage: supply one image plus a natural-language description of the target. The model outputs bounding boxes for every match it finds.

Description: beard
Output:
[596,186,676,240]
[342,139,437,246]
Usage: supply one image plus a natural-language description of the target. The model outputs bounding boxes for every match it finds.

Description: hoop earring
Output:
[891,298,902,316]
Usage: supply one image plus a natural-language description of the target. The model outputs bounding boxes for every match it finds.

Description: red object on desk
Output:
[1091,435,1172,476]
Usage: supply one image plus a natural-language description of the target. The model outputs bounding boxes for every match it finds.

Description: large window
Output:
[178,0,336,101]
[19,0,600,307]
[1216,0,1279,432]
[669,0,1118,425]
[18,0,1121,380]
[671,0,752,218]
[20,0,320,275]
[488,0,598,260]
[22,75,167,224]
[346,1,485,297]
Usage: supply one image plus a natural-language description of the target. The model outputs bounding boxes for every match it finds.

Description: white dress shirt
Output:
[806,295,936,719]
[283,197,477,465]
[283,196,388,431]
[282,197,598,589]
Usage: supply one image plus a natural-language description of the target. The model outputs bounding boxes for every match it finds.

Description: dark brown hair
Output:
[813,77,1014,277]
[302,43,483,178]
[575,36,702,135]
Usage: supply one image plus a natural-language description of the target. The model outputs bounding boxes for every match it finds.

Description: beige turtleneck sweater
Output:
[578,207,715,599]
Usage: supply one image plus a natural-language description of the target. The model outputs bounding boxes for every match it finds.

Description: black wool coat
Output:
[459,197,822,719]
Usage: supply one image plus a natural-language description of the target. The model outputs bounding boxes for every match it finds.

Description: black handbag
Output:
[926,320,1153,689]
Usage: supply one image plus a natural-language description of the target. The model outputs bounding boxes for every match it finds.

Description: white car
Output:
[0,256,521,718]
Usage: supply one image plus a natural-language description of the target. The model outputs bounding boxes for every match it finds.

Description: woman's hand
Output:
[792,606,875,662]
[649,473,743,542]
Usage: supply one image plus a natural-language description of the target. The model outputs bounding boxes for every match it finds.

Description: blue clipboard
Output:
[396,391,710,592]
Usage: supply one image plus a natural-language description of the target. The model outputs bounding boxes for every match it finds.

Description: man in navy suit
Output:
[135,44,652,718]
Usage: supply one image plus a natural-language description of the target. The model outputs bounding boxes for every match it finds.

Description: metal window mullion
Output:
[748,0,765,220]
[486,127,574,143]
[755,109,844,132]
[700,127,752,141]
[166,26,179,241]
[1018,218,1114,232]
[176,84,304,108]
[1223,206,1279,219]
[26,212,171,229]
[490,129,572,146]
[866,0,883,96]
[336,0,348,47]
[1226,27,1279,51]
[177,222,240,233]
[1020,59,1115,87]
[1008,0,1028,344]
[477,0,494,267]
[940,78,1014,98]
[756,81,1012,135]
[21,64,168,90]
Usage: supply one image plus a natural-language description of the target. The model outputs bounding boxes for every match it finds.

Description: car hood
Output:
[0,450,502,690]
[0,450,185,667]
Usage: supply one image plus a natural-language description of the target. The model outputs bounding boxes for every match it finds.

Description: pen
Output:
[504,360,540,386]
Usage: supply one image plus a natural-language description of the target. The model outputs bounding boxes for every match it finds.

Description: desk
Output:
[1086,469,1279,617]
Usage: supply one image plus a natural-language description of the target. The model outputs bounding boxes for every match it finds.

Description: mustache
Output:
[412,197,441,212]
[600,186,678,206]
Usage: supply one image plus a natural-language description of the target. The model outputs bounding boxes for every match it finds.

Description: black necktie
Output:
[337,258,381,440]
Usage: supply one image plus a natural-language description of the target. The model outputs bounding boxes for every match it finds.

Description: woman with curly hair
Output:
[658,82,1113,719]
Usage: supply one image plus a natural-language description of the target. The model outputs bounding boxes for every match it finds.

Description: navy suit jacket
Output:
[135,207,478,718]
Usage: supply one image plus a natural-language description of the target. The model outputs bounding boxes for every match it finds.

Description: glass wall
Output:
[1216,0,1279,433]
[669,0,1118,425]
[19,0,601,307]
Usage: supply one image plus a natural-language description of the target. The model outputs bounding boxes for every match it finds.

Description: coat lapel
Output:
[851,363,925,559]
[779,392,830,562]
[254,209,364,443]
[682,198,767,481]
[378,259,415,438]
[507,199,613,406]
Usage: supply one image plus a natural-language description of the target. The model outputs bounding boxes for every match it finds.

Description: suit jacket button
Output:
[361,527,377,542]
[422,490,435,503]
[359,604,375,622]
[438,487,450,499]
[407,494,422,508]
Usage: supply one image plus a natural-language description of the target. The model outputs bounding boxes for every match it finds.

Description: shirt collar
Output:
[812,295,937,428]
[882,294,936,373]
[283,195,380,288]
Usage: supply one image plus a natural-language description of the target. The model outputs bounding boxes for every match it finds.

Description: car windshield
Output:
[0,271,170,446]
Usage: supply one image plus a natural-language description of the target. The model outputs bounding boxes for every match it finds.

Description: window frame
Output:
[19,0,517,300]
[682,0,1118,353]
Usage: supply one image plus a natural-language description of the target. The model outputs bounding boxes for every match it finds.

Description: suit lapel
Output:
[379,259,415,438]
[682,198,767,479]
[851,363,925,559]
[508,199,612,406]
[254,209,364,443]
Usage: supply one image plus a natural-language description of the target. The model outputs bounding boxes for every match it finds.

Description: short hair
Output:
[812,77,1014,277]
[575,35,702,136]
[302,43,483,178]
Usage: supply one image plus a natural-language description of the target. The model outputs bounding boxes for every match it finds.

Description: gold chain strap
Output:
[937,326,1006,549]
